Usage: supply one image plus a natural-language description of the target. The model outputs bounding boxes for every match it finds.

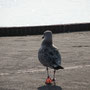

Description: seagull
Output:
[38,30,64,84]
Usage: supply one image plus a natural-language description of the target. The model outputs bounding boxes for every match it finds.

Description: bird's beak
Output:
[42,36,44,39]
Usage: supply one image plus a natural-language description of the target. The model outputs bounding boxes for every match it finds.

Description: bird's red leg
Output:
[45,67,52,84]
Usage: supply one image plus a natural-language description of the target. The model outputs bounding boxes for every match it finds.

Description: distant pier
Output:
[0,23,90,36]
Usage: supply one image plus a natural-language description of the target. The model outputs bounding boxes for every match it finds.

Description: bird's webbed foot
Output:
[45,76,52,84]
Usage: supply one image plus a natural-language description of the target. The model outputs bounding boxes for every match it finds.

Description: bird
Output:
[38,30,64,84]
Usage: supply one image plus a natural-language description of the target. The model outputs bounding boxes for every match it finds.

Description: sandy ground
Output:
[0,31,90,90]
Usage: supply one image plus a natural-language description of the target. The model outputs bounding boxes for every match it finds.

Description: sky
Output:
[0,0,90,27]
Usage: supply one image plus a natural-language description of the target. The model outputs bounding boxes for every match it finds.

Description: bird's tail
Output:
[53,65,64,70]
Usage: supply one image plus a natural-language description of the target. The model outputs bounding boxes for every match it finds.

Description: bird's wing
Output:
[41,46,61,67]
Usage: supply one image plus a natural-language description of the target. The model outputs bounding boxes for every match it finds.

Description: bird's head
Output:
[42,30,52,39]
[42,30,53,45]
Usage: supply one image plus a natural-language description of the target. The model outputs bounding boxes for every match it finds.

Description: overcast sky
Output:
[0,0,90,27]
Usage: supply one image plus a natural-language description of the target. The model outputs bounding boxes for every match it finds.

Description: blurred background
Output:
[0,0,90,27]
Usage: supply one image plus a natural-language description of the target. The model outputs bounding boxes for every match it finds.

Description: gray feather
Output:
[38,30,62,69]
[38,45,61,69]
